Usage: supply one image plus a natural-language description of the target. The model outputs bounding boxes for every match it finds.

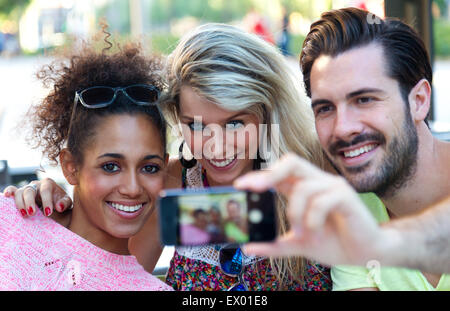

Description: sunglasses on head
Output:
[74,84,160,108]
[219,244,248,291]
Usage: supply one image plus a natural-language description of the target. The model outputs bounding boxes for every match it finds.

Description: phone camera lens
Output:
[250,193,260,202]
[249,209,263,224]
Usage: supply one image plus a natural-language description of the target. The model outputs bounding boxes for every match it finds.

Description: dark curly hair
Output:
[26,30,167,165]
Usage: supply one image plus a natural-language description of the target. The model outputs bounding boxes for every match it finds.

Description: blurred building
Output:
[18,0,100,53]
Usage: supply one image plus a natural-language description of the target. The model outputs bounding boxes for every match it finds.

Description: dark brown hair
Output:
[27,30,167,165]
[300,7,432,109]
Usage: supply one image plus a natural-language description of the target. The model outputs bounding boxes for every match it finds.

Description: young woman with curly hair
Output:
[0,34,172,290]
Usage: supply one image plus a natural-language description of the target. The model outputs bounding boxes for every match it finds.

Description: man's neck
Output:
[380,128,450,219]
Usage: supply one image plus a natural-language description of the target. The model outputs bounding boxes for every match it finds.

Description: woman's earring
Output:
[179,141,197,169]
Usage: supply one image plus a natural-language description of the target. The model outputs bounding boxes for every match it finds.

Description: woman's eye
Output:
[225,120,244,130]
[188,122,204,131]
[142,165,160,174]
[102,163,120,173]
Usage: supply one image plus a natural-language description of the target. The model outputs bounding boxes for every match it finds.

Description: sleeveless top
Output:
[165,162,332,291]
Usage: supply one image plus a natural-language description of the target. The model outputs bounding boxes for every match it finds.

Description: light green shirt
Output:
[331,193,450,291]
[224,222,248,244]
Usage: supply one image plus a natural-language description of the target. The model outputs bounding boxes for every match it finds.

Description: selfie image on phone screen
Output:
[158,187,276,246]
[179,192,248,245]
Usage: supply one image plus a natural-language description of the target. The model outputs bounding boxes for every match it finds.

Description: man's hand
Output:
[234,153,396,267]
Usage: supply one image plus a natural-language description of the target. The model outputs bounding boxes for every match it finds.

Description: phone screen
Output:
[158,187,276,246]
[178,191,248,245]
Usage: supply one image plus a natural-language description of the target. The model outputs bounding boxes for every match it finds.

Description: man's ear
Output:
[60,149,79,186]
[408,78,431,123]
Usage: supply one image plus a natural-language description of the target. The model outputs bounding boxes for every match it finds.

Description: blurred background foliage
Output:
[0,0,383,57]
[0,0,449,58]
[0,0,31,16]
[434,0,450,58]
[148,0,254,23]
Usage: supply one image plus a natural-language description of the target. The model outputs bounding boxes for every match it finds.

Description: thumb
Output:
[243,231,306,258]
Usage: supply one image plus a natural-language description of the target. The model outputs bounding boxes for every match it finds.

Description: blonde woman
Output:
[161,23,329,290]
[5,24,331,290]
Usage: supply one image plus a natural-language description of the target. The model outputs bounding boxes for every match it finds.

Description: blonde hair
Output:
[163,23,325,288]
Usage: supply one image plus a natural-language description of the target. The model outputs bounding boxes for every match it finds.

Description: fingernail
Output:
[242,245,256,255]
[20,209,27,217]
[234,179,244,187]
[4,192,9,197]
[236,175,250,182]
[234,176,251,188]
[58,202,64,211]
[27,206,34,216]
[44,207,52,217]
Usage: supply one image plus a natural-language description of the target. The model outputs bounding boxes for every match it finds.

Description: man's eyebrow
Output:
[311,99,333,109]
[311,88,385,108]
[346,88,384,100]
[98,153,164,161]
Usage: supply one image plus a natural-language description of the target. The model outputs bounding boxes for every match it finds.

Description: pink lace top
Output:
[0,194,172,291]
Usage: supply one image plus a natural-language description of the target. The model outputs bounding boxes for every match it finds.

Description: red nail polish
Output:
[59,202,64,211]
[20,209,27,217]
[44,207,51,217]
[27,206,34,215]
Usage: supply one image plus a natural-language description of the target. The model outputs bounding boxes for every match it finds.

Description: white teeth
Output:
[209,157,235,167]
[344,144,376,158]
[110,202,143,213]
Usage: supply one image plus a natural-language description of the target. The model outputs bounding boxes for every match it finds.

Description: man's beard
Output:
[326,109,419,198]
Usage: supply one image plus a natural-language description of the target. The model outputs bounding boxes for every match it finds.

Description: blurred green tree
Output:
[149,0,254,24]
[280,0,313,18]
[0,0,30,17]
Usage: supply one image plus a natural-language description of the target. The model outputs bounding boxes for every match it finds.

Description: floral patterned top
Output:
[165,162,331,291]
[166,249,331,291]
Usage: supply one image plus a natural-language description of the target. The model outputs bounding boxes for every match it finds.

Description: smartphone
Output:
[158,186,277,246]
